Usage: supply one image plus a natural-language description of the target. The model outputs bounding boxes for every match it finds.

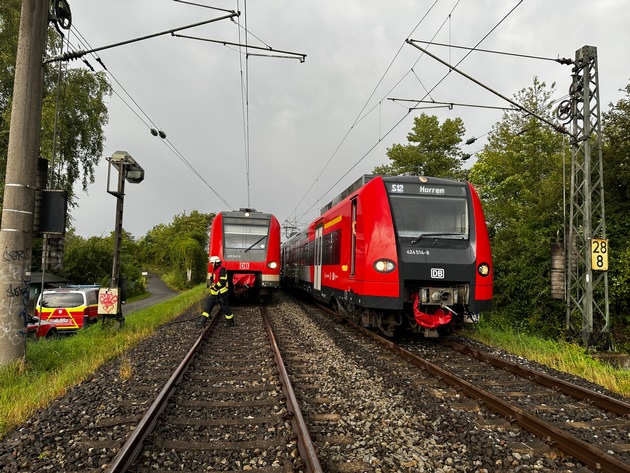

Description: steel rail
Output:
[344,319,630,473]
[261,305,324,473]
[105,311,219,473]
[441,339,630,418]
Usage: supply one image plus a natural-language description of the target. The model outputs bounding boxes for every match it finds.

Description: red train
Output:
[281,175,493,336]
[208,209,281,300]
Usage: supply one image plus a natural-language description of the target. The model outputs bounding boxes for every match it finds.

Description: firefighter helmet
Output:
[209,256,221,265]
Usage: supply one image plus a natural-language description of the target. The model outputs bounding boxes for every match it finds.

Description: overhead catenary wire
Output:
[408,40,573,65]
[171,0,307,210]
[172,0,235,14]
[291,0,527,226]
[70,28,156,131]
[289,0,498,224]
[237,0,252,208]
[286,0,446,226]
[405,39,571,136]
[49,27,68,189]
[65,24,234,210]
[65,4,307,215]
[398,0,527,119]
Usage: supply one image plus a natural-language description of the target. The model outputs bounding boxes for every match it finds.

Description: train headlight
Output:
[267,261,278,269]
[373,259,396,273]
[477,263,490,277]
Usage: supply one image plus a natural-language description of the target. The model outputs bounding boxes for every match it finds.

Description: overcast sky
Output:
[61,0,630,239]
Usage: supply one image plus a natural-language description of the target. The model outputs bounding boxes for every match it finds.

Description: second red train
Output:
[208,209,281,300]
[281,174,493,337]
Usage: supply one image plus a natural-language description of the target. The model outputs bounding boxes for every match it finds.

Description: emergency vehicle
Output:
[35,287,100,332]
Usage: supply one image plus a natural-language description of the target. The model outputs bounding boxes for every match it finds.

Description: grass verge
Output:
[465,325,630,398]
[0,285,207,440]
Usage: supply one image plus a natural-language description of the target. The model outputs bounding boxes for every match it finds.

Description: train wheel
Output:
[329,297,341,313]
[376,312,402,338]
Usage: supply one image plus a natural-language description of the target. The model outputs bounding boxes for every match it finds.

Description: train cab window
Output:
[223,216,271,262]
[390,195,469,240]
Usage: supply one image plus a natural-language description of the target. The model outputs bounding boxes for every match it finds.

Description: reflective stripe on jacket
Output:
[209,265,229,295]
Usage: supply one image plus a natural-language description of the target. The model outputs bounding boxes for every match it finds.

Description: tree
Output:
[602,82,630,321]
[0,0,22,175]
[468,78,568,335]
[61,228,145,297]
[0,1,111,209]
[40,68,110,199]
[138,211,214,289]
[61,230,113,285]
[373,113,466,179]
[170,236,206,283]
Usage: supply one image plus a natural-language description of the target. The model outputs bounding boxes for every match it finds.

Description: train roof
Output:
[320,175,376,215]
[217,209,276,219]
[320,174,465,215]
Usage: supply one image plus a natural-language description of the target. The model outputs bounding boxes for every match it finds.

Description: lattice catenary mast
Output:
[561,45,610,350]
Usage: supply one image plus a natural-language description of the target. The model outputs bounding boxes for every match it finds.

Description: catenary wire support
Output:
[562,46,610,350]
[405,39,573,138]
[406,39,611,351]
[43,13,240,64]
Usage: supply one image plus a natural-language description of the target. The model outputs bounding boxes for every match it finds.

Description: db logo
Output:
[240,262,250,270]
[431,268,445,279]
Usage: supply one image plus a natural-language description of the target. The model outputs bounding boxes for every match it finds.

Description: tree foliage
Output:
[60,229,144,297]
[602,83,630,322]
[0,0,22,173]
[138,211,214,289]
[468,78,568,335]
[40,69,110,196]
[0,1,111,210]
[58,211,214,296]
[373,113,466,179]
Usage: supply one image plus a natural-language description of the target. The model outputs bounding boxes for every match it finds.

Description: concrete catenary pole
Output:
[0,0,49,366]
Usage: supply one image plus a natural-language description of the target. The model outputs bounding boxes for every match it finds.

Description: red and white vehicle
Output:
[281,174,493,336]
[23,315,58,339]
[208,209,281,300]
[34,287,100,332]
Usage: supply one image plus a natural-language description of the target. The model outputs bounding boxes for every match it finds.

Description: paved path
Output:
[122,272,179,314]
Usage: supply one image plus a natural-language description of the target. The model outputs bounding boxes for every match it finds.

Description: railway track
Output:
[314,300,630,473]
[2,292,629,472]
[107,303,322,473]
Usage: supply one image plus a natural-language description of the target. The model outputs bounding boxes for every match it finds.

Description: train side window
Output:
[322,229,341,265]
[307,240,314,265]
[302,242,308,265]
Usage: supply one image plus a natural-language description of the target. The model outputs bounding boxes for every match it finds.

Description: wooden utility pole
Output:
[0,0,49,366]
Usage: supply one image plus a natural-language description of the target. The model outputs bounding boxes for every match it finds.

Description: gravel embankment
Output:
[2,291,626,472]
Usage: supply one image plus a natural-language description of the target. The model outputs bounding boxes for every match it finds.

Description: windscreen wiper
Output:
[410,232,463,245]
[244,235,266,253]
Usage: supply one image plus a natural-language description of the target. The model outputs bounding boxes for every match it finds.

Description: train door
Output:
[314,225,323,291]
[350,198,357,277]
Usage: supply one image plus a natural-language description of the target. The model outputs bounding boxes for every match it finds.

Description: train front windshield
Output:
[390,194,469,240]
[223,216,271,262]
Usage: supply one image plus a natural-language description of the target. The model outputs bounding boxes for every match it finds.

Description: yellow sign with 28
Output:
[591,238,608,271]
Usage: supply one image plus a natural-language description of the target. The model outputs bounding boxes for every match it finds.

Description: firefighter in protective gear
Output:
[199,256,235,327]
